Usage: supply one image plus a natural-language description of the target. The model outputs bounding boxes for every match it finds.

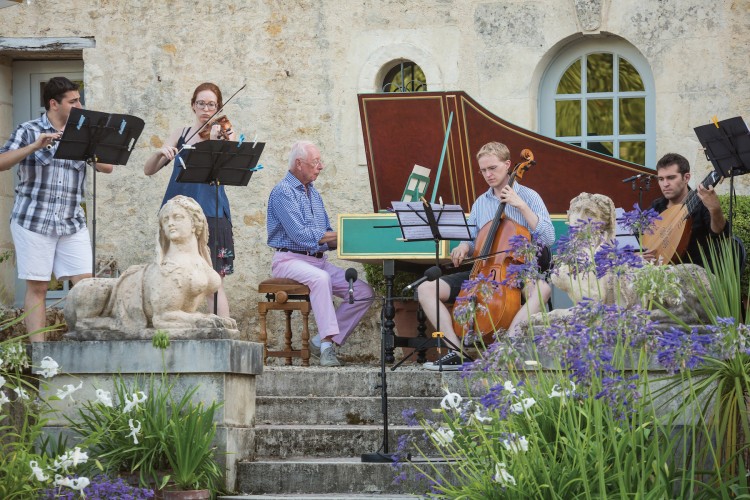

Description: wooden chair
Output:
[258,278,311,366]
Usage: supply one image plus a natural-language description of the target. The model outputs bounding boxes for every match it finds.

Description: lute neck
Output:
[683,170,721,215]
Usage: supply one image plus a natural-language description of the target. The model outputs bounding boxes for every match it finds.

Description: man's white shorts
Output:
[10,222,92,281]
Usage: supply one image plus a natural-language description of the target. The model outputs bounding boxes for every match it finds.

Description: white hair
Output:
[288,140,315,170]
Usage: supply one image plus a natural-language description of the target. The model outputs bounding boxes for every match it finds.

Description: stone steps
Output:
[235,457,452,496]
[235,365,461,496]
[253,424,434,458]
[255,396,441,425]
[255,365,465,398]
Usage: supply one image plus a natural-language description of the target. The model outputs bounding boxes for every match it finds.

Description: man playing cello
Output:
[416,142,555,371]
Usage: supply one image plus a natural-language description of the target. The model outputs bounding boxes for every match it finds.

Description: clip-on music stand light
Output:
[177,139,265,313]
[54,107,145,276]
[694,116,750,235]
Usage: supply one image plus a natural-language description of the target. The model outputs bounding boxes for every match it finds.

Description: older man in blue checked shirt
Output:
[267,140,374,367]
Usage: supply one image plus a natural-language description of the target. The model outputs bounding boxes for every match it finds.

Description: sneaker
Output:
[308,340,321,358]
[423,351,472,371]
[320,347,345,367]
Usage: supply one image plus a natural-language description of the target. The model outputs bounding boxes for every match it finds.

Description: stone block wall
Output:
[1,0,748,361]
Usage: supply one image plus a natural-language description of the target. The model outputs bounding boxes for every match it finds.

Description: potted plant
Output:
[66,375,223,498]
[161,401,223,499]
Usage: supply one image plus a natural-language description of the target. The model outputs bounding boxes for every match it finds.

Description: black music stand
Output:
[391,200,472,369]
[54,108,145,275]
[695,116,750,234]
[361,201,470,464]
[177,139,264,313]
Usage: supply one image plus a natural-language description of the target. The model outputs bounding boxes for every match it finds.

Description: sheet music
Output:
[615,207,641,250]
[391,201,472,241]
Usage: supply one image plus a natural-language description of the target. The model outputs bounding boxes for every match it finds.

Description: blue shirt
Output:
[160,129,231,220]
[0,113,87,235]
[466,184,555,254]
[267,171,332,253]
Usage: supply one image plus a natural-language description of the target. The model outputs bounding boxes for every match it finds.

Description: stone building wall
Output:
[0,56,14,303]
[0,0,748,360]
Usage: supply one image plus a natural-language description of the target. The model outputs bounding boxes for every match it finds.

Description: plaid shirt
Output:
[0,114,87,235]
[267,171,332,253]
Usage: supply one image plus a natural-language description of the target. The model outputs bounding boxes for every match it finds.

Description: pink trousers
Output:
[271,252,373,345]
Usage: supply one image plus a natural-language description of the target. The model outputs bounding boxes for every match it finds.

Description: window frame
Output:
[539,38,656,168]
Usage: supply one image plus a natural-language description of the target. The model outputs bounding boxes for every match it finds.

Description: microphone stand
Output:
[362,261,397,463]
[624,173,654,208]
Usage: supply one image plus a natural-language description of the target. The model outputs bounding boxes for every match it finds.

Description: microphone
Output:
[345,268,357,304]
[402,266,442,293]
[622,173,656,183]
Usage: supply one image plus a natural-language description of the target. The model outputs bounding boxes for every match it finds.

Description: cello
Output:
[641,170,723,264]
[452,149,536,344]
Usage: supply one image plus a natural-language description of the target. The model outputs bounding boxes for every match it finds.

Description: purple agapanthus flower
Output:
[478,381,515,420]
[594,241,644,278]
[501,235,544,287]
[617,203,661,236]
[452,273,501,340]
[712,317,750,358]
[655,326,716,374]
[391,433,416,466]
[42,475,155,500]
[552,218,607,277]
[464,337,522,374]
[596,374,641,420]
[534,299,655,394]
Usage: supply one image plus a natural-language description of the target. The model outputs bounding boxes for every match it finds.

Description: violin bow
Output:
[167,83,247,165]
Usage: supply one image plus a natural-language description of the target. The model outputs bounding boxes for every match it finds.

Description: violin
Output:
[198,115,233,141]
[452,149,536,344]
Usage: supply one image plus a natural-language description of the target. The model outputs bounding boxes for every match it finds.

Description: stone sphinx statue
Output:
[530,192,712,328]
[550,192,625,306]
[65,195,238,340]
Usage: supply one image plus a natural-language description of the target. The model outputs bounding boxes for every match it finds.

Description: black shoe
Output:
[423,351,472,371]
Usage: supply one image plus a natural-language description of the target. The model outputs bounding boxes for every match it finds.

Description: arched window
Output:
[539,38,655,167]
[381,61,427,93]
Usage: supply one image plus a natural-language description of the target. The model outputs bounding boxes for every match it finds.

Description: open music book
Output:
[615,207,640,250]
[391,201,472,241]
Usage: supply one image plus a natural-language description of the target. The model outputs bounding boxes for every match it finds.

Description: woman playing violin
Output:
[144,82,237,319]
[418,141,555,371]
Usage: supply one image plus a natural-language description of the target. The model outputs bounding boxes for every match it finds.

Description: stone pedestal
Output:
[31,339,263,491]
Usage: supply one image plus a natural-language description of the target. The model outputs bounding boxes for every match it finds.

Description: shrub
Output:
[719,194,750,293]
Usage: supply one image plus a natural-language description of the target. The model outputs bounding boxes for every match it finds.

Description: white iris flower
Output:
[56,381,83,401]
[440,391,462,411]
[127,419,142,444]
[123,391,147,413]
[494,462,516,485]
[95,388,114,407]
[37,356,60,378]
[431,427,455,446]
